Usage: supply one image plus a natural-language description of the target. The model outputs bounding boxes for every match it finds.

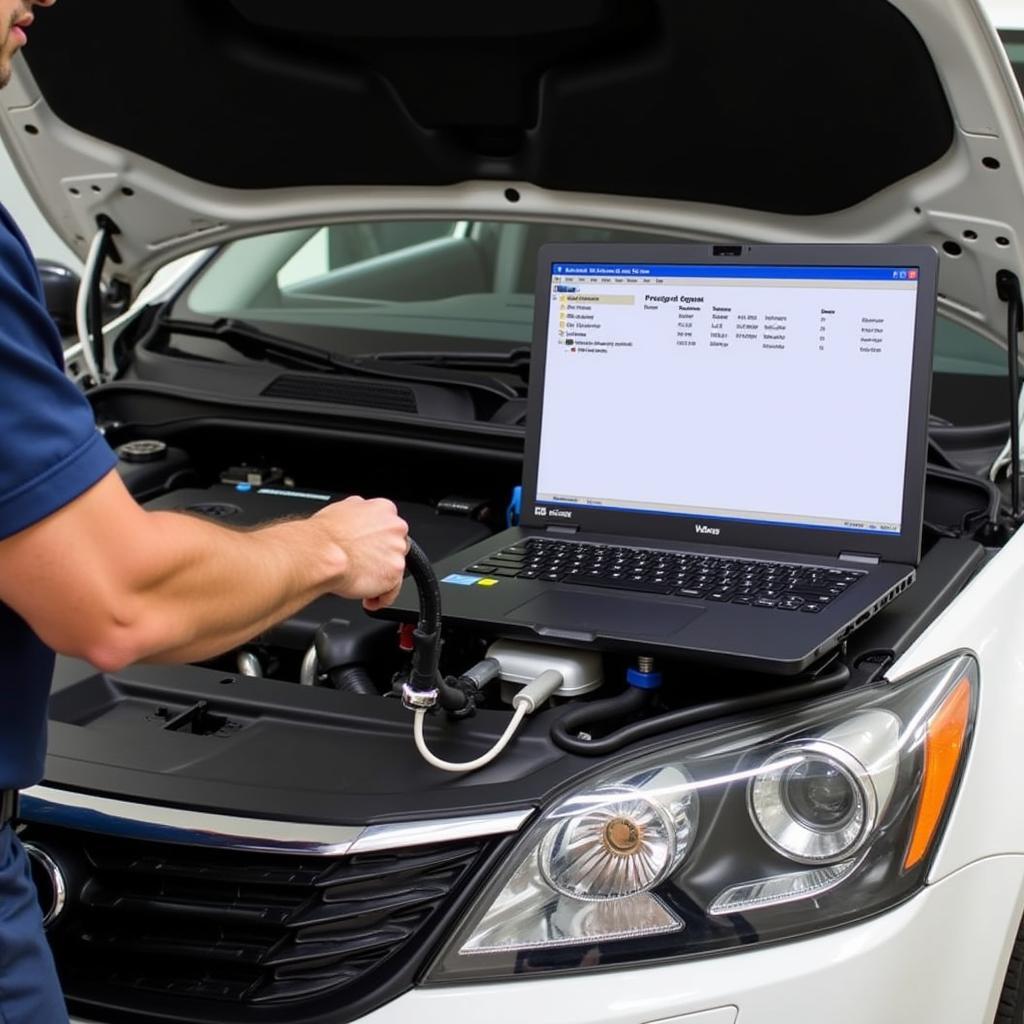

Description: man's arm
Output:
[0,470,409,671]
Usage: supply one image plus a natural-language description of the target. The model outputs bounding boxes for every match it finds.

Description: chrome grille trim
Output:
[19,786,533,856]
[348,810,535,853]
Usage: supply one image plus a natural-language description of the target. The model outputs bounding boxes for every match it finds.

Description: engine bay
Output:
[42,422,988,822]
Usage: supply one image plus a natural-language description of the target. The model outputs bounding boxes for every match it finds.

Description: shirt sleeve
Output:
[0,222,117,541]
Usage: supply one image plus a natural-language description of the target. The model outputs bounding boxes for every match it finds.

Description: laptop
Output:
[384,242,938,675]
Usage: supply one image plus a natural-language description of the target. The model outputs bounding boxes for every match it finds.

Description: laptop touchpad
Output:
[506,590,704,639]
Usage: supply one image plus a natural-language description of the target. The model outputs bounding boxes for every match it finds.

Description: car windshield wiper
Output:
[160,318,521,400]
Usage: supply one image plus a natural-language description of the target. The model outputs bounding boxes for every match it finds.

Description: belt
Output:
[0,790,18,828]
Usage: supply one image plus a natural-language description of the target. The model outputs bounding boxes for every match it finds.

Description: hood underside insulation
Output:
[27,0,954,215]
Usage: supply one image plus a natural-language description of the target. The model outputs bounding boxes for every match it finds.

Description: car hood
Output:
[2,0,1023,345]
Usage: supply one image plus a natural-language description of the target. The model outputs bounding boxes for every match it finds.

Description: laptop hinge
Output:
[545,525,580,535]
[839,551,881,565]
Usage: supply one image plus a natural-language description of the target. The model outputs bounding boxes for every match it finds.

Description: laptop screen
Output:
[534,262,921,536]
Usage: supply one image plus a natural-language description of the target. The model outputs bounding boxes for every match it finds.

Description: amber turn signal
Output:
[903,675,972,870]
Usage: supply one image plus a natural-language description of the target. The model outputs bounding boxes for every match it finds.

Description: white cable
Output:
[414,704,528,774]
[73,228,107,383]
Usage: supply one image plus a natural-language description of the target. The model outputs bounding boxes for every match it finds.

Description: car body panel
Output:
[322,858,1024,1024]
[885,525,1024,881]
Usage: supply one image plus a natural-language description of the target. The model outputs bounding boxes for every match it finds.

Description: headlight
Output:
[429,653,975,982]
[540,766,697,901]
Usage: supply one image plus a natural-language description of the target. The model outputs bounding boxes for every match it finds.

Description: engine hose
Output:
[328,665,378,696]
[550,685,655,748]
[551,661,851,757]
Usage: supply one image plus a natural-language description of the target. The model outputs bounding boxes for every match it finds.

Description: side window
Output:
[1000,31,1024,93]
[933,315,1005,376]
[931,315,1008,425]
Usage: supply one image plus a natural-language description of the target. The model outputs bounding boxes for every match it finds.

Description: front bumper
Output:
[70,854,1024,1024]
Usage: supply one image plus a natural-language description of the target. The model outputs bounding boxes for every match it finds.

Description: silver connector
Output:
[459,657,502,691]
[637,655,655,674]
[402,683,440,711]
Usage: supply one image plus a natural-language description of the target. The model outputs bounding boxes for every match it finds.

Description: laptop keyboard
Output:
[463,539,866,613]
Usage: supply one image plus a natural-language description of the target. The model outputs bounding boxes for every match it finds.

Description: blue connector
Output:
[507,484,523,527]
[626,659,663,690]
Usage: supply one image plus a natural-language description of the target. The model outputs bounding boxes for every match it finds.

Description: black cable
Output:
[402,539,470,713]
[405,539,441,637]
[551,661,851,757]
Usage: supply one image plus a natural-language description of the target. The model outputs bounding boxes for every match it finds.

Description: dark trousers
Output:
[0,825,67,1023]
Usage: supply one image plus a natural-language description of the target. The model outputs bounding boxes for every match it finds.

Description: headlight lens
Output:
[430,653,975,982]
[750,742,875,863]
[540,766,696,900]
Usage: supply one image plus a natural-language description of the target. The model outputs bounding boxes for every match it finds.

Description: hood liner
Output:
[26,0,953,216]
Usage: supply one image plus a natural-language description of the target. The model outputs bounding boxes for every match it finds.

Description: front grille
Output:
[21,823,489,1023]
[262,375,419,413]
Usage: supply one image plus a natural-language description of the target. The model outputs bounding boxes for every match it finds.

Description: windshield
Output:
[173,216,1011,423]
[179,219,682,353]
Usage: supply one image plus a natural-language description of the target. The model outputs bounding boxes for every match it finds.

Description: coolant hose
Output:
[551,661,851,756]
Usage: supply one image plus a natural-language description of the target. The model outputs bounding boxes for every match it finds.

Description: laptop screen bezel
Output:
[519,242,937,565]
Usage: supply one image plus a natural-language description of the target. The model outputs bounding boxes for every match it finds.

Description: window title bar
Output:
[551,263,920,282]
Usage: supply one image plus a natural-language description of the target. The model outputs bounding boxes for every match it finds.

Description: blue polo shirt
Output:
[0,205,116,791]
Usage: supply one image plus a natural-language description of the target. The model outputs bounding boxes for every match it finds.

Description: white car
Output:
[4,2,1024,1023]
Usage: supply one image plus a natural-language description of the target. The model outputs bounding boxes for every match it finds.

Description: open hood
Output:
[2,0,1024,345]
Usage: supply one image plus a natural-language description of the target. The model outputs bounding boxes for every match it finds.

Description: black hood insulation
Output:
[28,0,953,215]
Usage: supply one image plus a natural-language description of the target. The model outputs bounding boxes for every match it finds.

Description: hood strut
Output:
[993,271,1024,522]
[73,215,121,385]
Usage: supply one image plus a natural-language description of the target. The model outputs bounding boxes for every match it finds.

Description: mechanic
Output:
[0,3,410,1021]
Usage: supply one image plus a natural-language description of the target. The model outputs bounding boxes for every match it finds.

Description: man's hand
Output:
[312,496,409,610]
